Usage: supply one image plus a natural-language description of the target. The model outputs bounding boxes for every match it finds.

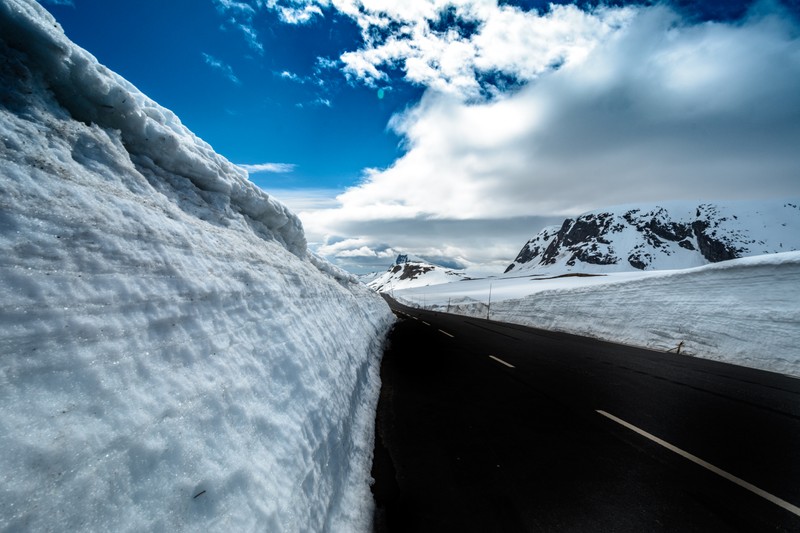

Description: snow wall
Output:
[398,253,800,378]
[0,1,394,531]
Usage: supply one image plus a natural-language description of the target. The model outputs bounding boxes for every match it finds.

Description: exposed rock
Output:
[368,255,467,292]
[504,201,800,274]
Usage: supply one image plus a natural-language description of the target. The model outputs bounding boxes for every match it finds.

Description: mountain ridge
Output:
[505,200,800,275]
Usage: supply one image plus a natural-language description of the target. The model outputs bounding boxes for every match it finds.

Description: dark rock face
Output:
[505,226,560,273]
[397,263,434,281]
[505,203,757,273]
[692,220,741,262]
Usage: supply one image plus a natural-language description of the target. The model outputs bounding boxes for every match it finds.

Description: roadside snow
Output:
[394,252,800,377]
[0,1,393,531]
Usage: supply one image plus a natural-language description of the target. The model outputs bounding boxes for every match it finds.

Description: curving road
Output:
[371,295,800,532]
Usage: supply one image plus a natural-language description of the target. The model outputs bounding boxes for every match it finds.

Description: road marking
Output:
[489,355,515,368]
[596,410,800,518]
[438,329,454,338]
[422,321,431,326]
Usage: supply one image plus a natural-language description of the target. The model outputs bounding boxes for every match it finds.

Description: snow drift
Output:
[0,1,393,531]
[394,252,800,377]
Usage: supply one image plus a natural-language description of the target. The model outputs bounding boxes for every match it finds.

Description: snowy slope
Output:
[504,201,800,274]
[367,254,467,293]
[0,2,393,531]
[357,271,384,285]
[394,252,800,377]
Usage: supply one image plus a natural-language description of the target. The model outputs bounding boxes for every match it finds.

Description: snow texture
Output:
[394,252,800,378]
[367,254,467,293]
[0,1,393,531]
[505,200,800,274]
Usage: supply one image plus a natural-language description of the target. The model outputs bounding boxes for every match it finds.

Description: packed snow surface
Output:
[394,252,800,377]
[0,1,393,531]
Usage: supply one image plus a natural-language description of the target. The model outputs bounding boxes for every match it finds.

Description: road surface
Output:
[371,296,800,532]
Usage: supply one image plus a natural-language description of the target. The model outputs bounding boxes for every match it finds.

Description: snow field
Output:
[395,253,800,377]
[0,1,394,531]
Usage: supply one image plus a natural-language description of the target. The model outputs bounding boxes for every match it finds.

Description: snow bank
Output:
[0,0,304,255]
[395,253,800,377]
[0,1,393,531]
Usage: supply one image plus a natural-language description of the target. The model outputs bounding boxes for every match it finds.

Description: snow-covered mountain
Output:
[0,2,392,531]
[367,254,467,292]
[504,201,800,274]
[356,271,384,285]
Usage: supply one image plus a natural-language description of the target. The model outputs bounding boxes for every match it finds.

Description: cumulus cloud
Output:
[319,5,800,221]
[338,2,636,99]
[215,1,800,273]
[289,3,800,272]
[202,53,241,85]
[230,0,635,99]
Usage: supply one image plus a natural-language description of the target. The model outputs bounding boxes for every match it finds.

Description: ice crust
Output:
[0,1,393,531]
[395,252,800,377]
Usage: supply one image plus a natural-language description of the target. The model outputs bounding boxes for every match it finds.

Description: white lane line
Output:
[596,410,800,518]
[438,329,454,338]
[422,321,431,326]
[489,355,515,368]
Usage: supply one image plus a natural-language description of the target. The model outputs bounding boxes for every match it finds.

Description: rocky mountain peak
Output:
[505,201,800,275]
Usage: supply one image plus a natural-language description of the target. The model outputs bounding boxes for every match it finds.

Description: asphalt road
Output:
[371,296,800,532]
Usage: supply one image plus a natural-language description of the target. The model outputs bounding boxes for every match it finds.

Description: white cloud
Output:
[298,212,561,274]
[265,188,343,212]
[341,2,636,100]
[213,0,264,53]
[280,70,303,82]
[237,23,264,53]
[202,53,241,85]
[278,4,324,24]
[289,3,800,273]
[215,0,254,14]
[238,162,296,173]
[214,1,800,274]
[321,6,800,220]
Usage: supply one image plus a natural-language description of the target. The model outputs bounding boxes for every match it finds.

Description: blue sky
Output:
[41,0,424,191]
[41,0,800,274]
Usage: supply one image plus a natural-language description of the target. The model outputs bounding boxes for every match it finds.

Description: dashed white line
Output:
[596,410,800,518]
[422,321,431,326]
[438,329,454,338]
[489,355,515,368]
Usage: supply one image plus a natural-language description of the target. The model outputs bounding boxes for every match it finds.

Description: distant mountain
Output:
[505,200,800,274]
[368,254,467,292]
[356,271,384,285]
